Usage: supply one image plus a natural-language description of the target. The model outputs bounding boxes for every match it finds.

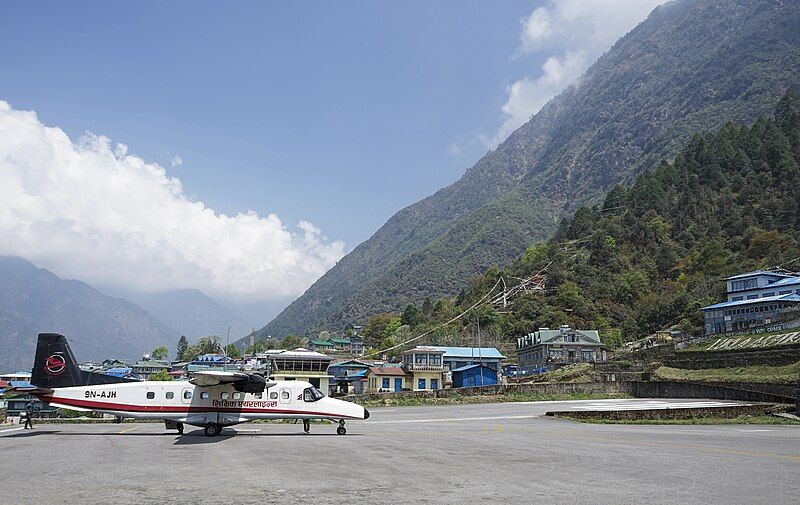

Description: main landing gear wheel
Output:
[303,419,310,433]
[177,422,184,435]
[204,422,221,437]
[337,419,347,436]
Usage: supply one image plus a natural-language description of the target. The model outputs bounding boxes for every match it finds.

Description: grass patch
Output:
[653,361,800,384]
[559,415,800,425]
[521,363,597,383]
[358,392,630,408]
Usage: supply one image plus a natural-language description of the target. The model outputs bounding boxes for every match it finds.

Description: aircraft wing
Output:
[2,383,53,396]
[189,371,274,392]
[189,371,250,387]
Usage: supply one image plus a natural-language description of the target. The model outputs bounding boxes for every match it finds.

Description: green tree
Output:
[361,313,400,347]
[245,339,270,355]
[150,370,173,381]
[176,335,189,361]
[280,335,303,349]
[400,304,423,328]
[182,336,222,361]
[151,346,169,361]
[225,344,242,359]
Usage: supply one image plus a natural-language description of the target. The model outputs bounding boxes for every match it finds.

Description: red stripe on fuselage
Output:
[39,395,361,419]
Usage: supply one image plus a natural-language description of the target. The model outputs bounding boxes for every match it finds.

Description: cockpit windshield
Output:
[303,386,325,402]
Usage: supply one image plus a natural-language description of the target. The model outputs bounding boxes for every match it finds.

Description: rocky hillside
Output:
[256,0,800,340]
[0,257,176,372]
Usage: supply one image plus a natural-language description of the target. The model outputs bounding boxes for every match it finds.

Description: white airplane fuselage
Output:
[37,379,366,428]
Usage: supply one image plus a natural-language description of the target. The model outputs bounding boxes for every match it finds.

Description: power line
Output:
[363,276,505,358]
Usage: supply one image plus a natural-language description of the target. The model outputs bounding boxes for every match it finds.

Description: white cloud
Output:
[170,154,183,167]
[447,142,463,158]
[485,0,667,147]
[0,101,345,301]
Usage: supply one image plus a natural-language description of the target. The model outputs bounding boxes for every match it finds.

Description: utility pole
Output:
[477,316,483,387]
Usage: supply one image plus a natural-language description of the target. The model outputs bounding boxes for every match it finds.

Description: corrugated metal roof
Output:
[450,364,495,372]
[539,330,600,343]
[419,346,507,359]
[702,293,800,310]
[725,270,794,280]
[368,366,407,376]
[767,277,800,287]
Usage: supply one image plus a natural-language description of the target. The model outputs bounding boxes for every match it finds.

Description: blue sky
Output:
[1,1,543,246]
[0,1,663,307]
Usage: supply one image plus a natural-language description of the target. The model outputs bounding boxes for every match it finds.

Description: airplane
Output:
[8,333,369,437]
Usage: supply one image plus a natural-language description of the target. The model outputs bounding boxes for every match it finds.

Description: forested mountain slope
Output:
[0,257,176,371]
[258,0,800,340]
[362,90,800,353]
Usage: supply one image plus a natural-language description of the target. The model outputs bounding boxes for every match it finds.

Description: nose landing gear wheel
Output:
[204,422,221,437]
[337,419,346,435]
[303,419,310,433]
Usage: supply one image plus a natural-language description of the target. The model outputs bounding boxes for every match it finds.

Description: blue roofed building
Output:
[451,364,498,388]
[701,271,800,335]
[414,346,507,372]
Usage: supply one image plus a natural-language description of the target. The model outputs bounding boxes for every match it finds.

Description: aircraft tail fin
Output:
[31,333,138,389]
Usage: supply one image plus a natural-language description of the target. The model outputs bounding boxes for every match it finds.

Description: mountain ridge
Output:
[0,256,177,372]
[255,0,800,340]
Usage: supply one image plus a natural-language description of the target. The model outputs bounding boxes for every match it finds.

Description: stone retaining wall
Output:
[626,381,794,403]
[547,403,773,421]
[666,344,800,369]
[344,381,624,402]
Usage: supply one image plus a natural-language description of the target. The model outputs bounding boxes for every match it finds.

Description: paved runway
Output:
[1,398,798,504]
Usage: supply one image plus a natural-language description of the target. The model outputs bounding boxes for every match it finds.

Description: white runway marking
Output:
[0,427,26,434]
[570,400,746,411]
[369,414,542,424]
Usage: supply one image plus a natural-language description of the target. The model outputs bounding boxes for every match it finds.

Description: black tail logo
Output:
[31,333,137,389]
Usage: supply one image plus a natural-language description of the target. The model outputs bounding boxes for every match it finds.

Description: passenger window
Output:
[270,392,278,400]
[146,391,155,400]
[221,392,229,400]
[281,391,290,400]
[232,392,242,400]
[166,392,174,400]
[183,390,192,400]
[254,393,262,399]
[200,392,209,399]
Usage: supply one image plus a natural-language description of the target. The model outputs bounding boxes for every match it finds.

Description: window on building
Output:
[200,392,209,400]
[146,391,155,400]
[165,392,174,400]
[183,390,192,400]
[431,379,439,389]
[221,392,229,399]
[382,378,390,389]
[270,392,278,399]
[418,378,426,389]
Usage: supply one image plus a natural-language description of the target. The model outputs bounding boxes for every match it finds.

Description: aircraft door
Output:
[279,388,291,405]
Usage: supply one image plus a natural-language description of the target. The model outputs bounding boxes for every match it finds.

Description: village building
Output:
[516,325,605,374]
[401,347,444,391]
[365,366,408,393]
[328,359,372,395]
[262,348,333,392]
[131,360,170,380]
[701,271,800,335]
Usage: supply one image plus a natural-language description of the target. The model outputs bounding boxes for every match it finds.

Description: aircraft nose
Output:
[363,408,370,420]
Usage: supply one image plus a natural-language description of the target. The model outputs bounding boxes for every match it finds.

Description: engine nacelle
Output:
[233,374,267,393]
